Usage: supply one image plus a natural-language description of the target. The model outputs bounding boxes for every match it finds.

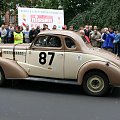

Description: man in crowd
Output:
[11,26,25,44]
[52,25,57,30]
[79,30,91,44]
[90,27,101,47]
[79,26,84,31]
[5,24,13,43]
[23,25,30,43]
[84,25,91,38]
[0,25,7,43]
[62,25,67,30]
[9,24,15,32]
[44,24,50,30]
[69,25,74,31]
[29,27,38,43]
[102,27,115,52]
[113,29,120,56]
[36,26,41,34]
[89,25,93,32]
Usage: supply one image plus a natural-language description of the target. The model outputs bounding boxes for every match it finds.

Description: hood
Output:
[0,43,31,50]
[85,47,120,67]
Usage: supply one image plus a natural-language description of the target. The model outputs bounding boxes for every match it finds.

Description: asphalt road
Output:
[0,80,120,120]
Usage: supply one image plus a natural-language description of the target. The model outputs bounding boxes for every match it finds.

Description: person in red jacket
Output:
[79,30,91,44]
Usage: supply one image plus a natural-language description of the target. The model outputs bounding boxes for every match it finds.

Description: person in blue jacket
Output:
[113,29,120,56]
[102,27,115,52]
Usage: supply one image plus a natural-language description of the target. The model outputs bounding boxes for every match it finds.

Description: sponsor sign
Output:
[18,7,64,30]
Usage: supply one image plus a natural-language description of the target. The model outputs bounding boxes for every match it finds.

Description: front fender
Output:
[77,60,120,86]
[0,57,28,79]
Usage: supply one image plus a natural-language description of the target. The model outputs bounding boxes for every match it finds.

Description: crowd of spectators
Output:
[0,23,120,57]
[77,25,120,57]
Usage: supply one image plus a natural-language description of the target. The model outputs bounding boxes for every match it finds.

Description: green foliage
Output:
[68,0,120,30]
[63,0,97,24]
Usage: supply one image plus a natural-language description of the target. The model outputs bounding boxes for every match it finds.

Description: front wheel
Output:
[0,68,5,86]
[82,71,109,96]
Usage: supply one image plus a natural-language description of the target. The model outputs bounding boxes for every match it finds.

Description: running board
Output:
[25,77,78,85]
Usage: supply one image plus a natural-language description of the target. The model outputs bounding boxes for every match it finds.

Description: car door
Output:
[27,34,64,79]
[63,36,84,79]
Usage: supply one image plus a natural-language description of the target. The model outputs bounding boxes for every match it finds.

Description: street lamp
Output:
[58,0,63,10]
[58,4,63,10]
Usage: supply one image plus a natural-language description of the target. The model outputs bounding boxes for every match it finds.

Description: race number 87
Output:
[39,52,55,65]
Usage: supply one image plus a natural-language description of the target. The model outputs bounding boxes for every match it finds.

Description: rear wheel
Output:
[0,68,5,86]
[82,71,109,96]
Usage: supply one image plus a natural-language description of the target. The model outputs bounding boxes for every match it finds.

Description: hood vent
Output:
[3,51,26,56]
[3,51,13,54]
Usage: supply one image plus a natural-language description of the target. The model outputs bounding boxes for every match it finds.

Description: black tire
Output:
[0,68,5,86]
[82,71,109,96]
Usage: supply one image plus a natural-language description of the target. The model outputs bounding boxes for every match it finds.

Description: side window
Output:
[34,36,48,47]
[47,36,61,47]
[65,37,76,48]
[34,36,61,47]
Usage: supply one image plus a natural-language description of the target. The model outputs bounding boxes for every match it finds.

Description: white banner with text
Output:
[18,7,64,30]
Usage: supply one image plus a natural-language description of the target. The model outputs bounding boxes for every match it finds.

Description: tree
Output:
[68,0,120,30]
[61,0,97,24]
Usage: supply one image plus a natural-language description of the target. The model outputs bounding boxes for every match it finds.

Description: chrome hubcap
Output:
[87,75,104,93]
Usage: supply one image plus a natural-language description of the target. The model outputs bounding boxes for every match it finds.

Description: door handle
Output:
[58,53,63,56]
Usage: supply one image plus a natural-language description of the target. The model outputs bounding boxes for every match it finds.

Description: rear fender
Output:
[0,57,28,79]
[77,61,110,85]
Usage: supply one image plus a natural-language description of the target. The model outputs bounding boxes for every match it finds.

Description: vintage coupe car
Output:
[0,30,120,96]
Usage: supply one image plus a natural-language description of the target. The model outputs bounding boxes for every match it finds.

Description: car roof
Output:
[39,30,79,37]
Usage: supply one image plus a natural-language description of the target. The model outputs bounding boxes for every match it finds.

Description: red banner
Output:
[31,15,53,23]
